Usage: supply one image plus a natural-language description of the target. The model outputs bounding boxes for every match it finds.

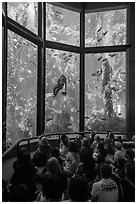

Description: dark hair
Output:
[97,142,107,157]
[107,130,114,140]
[117,136,122,143]
[61,134,69,147]
[47,157,61,176]
[126,148,135,160]
[69,141,79,153]
[17,148,31,164]
[100,164,112,179]
[69,175,89,201]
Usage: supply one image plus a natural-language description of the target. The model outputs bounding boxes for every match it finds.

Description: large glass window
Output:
[3,3,133,150]
[7,30,37,144]
[85,8,127,133]
[7,2,38,34]
[46,3,80,46]
[85,52,126,132]
[85,9,127,47]
[45,48,80,133]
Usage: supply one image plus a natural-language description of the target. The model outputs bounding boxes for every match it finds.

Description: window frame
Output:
[2,2,134,150]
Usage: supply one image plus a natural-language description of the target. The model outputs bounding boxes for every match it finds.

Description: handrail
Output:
[17,131,134,151]
[2,131,134,160]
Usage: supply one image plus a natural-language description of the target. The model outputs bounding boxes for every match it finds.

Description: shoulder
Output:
[93,180,102,188]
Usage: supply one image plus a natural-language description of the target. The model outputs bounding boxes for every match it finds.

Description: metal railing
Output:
[3,131,134,160]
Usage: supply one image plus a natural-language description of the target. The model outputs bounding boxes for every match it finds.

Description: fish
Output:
[103,31,108,36]
[92,73,97,76]
[97,69,102,76]
[102,58,107,62]
[46,118,53,122]
[85,116,90,119]
[97,27,102,32]
[98,56,103,61]
[97,38,102,42]
[109,53,116,57]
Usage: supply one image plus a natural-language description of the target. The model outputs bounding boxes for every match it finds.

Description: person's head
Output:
[94,134,100,142]
[69,141,79,153]
[38,137,51,153]
[115,141,122,150]
[47,157,61,176]
[117,136,122,143]
[10,184,30,202]
[100,164,112,179]
[107,130,114,140]
[69,175,89,202]
[81,137,91,149]
[60,134,69,147]
[17,148,31,164]
[125,148,135,160]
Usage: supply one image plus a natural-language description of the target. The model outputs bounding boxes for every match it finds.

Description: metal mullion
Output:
[49,2,82,13]
[126,3,135,136]
[2,2,7,152]
[84,44,131,54]
[45,40,80,53]
[7,17,43,46]
[79,3,85,133]
[37,2,45,136]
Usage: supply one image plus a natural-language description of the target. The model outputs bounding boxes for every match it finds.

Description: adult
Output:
[10,148,37,201]
[125,148,135,168]
[91,164,118,202]
[80,137,93,162]
[114,141,126,165]
[68,175,89,202]
[32,137,51,167]
[91,134,100,151]
[121,165,135,201]
[59,134,69,158]
[40,157,67,201]
[64,141,80,176]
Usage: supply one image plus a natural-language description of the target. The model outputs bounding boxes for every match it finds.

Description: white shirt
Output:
[91,178,118,202]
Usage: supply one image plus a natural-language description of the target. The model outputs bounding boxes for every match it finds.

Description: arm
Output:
[91,183,98,202]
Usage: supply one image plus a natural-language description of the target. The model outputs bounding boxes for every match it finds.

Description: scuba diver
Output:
[53,75,67,97]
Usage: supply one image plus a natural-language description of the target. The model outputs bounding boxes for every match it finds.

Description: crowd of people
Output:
[2,131,135,202]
